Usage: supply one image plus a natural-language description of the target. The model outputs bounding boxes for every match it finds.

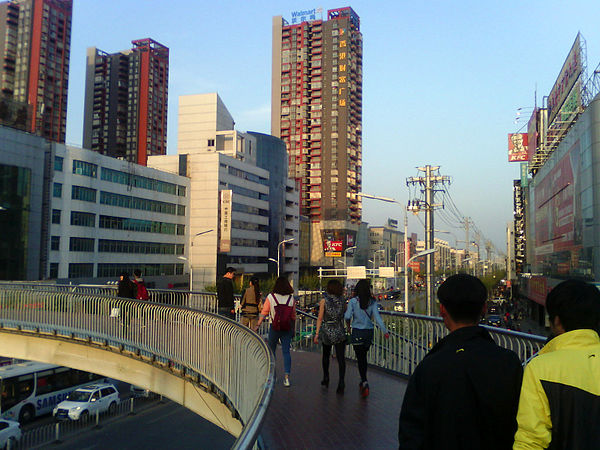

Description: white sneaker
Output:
[283,376,290,387]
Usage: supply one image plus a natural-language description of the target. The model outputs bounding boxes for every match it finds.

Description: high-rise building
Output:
[271,7,363,266]
[83,38,169,166]
[0,0,72,142]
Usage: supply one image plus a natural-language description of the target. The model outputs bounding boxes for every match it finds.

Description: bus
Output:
[0,362,105,423]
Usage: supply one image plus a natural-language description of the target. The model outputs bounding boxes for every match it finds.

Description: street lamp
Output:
[405,248,436,314]
[343,245,357,273]
[183,229,214,291]
[274,238,295,277]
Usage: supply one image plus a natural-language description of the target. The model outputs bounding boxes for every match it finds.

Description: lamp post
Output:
[181,229,213,291]
[343,245,357,273]
[405,248,436,314]
[275,238,295,277]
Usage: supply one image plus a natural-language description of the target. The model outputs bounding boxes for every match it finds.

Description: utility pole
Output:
[407,165,451,316]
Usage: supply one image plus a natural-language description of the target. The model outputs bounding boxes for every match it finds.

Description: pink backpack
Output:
[271,294,294,331]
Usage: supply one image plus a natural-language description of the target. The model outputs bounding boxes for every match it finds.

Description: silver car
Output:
[0,419,21,449]
[53,383,120,421]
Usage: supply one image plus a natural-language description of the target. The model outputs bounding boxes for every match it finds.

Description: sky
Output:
[65,0,600,255]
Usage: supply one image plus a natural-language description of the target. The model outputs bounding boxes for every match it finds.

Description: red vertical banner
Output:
[27,0,45,134]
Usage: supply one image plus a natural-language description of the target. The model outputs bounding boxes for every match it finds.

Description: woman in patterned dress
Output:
[314,279,347,394]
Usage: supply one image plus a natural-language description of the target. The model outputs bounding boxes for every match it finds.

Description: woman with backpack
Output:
[240,277,262,329]
[254,276,296,387]
[344,279,389,398]
[313,279,347,394]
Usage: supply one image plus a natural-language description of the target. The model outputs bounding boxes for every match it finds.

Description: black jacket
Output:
[216,277,234,309]
[117,278,136,299]
[398,326,523,450]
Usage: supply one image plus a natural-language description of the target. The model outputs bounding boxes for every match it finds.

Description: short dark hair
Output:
[437,274,487,324]
[133,269,141,277]
[546,279,600,332]
[225,267,236,274]
[120,271,130,279]
[326,279,344,297]
[272,276,294,295]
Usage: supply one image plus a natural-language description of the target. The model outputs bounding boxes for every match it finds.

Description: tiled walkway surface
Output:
[261,350,408,449]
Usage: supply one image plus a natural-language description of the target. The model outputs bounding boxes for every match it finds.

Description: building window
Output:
[54,156,63,171]
[69,237,95,252]
[51,209,61,224]
[71,211,96,227]
[68,263,94,278]
[72,185,97,203]
[53,182,62,198]
[72,160,98,178]
[50,236,60,251]
[208,139,215,146]
[49,263,59,278]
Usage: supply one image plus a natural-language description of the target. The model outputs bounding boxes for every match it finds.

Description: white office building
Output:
[49,145,189,287]
[149,94,300,289]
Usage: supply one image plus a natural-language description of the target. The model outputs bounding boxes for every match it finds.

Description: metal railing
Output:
[292,308,546,377]
[0,286,274,449]
[0,283,218,313]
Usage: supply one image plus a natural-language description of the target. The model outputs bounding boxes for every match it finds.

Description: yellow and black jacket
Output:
[514,329,600,449]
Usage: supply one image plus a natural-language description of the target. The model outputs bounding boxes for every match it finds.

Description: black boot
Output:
[336,380,345,394]
[321,376,329,387]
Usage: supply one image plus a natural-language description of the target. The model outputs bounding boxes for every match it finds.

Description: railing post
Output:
[55,422,61,443]
[129,397,135,415]
[95,409,100,428]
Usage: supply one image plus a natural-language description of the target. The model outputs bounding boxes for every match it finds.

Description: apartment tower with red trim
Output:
[272,7,363,265]
[83,38,169,166]
[0,0,72,142]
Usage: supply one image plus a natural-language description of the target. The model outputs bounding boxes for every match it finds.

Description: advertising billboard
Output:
[527,108,539,163]
[547,33,583,125]
[508,133,529,162]
[323,240,343,257]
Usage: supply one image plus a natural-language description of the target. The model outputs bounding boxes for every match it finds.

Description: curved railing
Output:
[292,308,546,376]
[0,285,274,449]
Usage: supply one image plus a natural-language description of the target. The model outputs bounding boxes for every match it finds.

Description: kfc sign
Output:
[324,240,343,257]
[508,133,529,162]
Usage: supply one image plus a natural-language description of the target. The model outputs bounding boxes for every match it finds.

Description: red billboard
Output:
[323,240,343,257]
[508,133,529,162]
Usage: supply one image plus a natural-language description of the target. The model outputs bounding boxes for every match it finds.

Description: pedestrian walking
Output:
[398,274,523,449]
[117,272,136,299]
[132,269,150,301]
[514,279,600,449]
[240,277,262,329]
[216,267,236,318]
[313,279,347,394]
[254,276,296,387]
[344,279,389,397]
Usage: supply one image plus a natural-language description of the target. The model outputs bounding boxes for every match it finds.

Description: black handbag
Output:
[350,328,373,346]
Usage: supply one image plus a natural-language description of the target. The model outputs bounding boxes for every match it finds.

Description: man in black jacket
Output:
[216,267,236,318]
[398,274,523,449]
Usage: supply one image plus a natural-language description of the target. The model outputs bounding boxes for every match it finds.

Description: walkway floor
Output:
[261,350,408,449]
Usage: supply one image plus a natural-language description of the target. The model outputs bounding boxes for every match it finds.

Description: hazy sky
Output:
[65,0,600,254]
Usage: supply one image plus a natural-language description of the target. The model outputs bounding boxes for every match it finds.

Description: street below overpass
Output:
[45,399,235,449]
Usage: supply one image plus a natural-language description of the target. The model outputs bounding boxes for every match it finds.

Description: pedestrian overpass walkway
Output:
[0,284,545,449]
[261,350,407,449]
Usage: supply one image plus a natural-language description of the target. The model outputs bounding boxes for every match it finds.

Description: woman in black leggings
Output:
[344,279,389,397]
[314,279,347,394]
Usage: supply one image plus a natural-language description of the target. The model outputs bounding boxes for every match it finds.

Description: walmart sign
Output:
[289,7,322,24]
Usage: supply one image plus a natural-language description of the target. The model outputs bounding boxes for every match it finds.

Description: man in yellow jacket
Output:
[514,279,600,449]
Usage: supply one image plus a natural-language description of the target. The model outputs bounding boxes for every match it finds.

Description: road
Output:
[43,399,235,449]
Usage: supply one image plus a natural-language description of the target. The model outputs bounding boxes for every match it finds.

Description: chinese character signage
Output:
[219,190,232,253]
[289,7,323,24]
[508,133,529,162]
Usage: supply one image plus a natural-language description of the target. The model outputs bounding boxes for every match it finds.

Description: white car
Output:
[130,385,151,398]
[0,419,21,449]
[53,383,119,421]
[394,301,405,312]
